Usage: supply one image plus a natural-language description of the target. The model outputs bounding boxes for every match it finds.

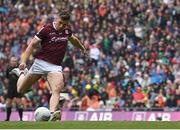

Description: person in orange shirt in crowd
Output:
[155,89,166,108]
[80,95,90,111]
[132,87,145,107]
[88,94,100,110]
[98,2,106,17]
[80,89,100,111]
[106,82,117,99]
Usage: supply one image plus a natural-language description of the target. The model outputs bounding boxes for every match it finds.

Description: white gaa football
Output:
[34,107,51,121]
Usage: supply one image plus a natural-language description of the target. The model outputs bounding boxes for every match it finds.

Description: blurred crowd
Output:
[0,0,180,111]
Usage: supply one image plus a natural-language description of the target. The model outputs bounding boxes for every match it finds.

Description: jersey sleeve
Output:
[35,26,47,40]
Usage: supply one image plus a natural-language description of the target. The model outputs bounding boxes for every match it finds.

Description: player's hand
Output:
[19,62,26,70]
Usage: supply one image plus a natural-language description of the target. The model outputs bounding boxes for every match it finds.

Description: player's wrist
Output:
[21,62,26,65]
[19,62,27,70]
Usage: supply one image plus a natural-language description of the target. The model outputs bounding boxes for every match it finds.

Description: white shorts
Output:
[29,59,62,74]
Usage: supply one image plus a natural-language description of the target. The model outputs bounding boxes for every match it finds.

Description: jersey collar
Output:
[53,22,58,30]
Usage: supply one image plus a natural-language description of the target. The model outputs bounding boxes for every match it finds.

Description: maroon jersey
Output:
[35,22,72,65]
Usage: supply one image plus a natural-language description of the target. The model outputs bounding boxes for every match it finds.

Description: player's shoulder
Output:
[36,23,54,38]
[41,22,54,31]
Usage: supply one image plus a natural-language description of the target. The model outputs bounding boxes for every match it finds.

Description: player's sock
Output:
[18,108,23,121]
[10,68,28,77]
[5,107,12,121]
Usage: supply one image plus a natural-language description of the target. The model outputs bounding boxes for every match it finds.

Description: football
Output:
[34,107,51,121]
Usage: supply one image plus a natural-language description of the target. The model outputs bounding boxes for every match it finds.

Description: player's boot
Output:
[49,111,61,121]
[10,68,28,77]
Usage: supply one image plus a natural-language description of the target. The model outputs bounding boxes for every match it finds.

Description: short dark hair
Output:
[59,10,70,21]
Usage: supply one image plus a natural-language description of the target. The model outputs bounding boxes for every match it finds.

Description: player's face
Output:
[56,18,69,30]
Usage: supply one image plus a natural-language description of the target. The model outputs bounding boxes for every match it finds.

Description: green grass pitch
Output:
[0,121,180,129]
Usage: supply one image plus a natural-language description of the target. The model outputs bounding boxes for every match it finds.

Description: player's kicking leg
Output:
[47,72,64,121]
[11,68,41,94]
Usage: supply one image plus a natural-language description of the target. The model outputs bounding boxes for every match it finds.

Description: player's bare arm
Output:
[68,34,87,54]
[19,37,40,70]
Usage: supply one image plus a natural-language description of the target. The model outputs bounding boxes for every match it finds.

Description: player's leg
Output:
[5,98,13,121]
[47,72,64,121]
[11,67,41,94]
[47,72,64,112]
[15,98,24,121]
[17,73,41,94]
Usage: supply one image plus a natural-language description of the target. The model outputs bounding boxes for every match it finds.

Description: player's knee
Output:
[17,87,21,93]
[17,86,24,94]
[52,84,62,93]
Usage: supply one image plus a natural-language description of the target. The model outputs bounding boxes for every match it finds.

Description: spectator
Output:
[132,87,145,108]
[166,95,177,108]
[154,89,167,108]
